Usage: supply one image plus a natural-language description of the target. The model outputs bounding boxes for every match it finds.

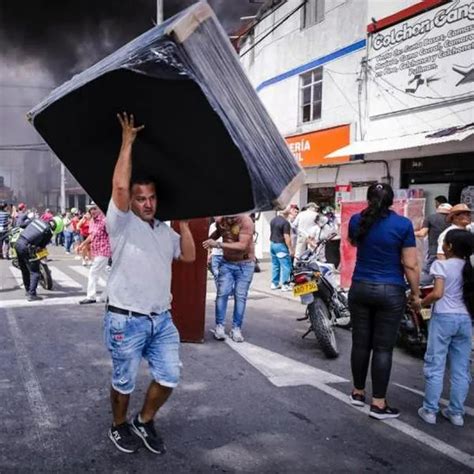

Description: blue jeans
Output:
[270,242,292,286]
[423,312,472,415]
[210,254,224,290]
[63,230,73,252]
[104,310,181,394]
[216,260,255,329]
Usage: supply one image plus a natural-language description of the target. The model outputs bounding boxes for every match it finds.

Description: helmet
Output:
[71,207,78,214]
[50,216,64,235]
[18,203,26,211]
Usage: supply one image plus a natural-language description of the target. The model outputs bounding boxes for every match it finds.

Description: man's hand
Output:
[203,239,219,250]
[117,112,145,146]
[409,292,421,311]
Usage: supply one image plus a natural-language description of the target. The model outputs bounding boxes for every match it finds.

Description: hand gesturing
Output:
[117,112,145,145]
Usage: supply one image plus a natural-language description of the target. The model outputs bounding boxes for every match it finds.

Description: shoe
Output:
[79,298,96,305]
[418,407,436,425]
[230,327,244,342]
[369,404,400,420]
[281,284,291,292]
[131,415,166,454]
[65,251,71,255]
[27,294,43,302]
[108,422,141,454]
[82,259,87,266]
[350,392,366,407]
[270,283,281,290]
[213,324,226,341]
[441,408,464,427]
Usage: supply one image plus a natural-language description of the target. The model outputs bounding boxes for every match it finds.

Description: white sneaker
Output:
[441,408,464,426]
[281,284,291,292]
[213,324,226,341]
[230,327,244,342]
[82,259,87,266]
[270,283,281,290]
[418,407,436,425]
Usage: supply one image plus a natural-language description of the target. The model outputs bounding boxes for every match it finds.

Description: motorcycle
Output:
[293,234,351,359]
[7,227,54,291]
[398,285,432,357]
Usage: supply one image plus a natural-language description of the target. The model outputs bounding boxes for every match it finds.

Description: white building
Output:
[239,0,474,257]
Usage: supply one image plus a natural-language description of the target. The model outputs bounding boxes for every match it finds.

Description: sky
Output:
[0,0,261,83]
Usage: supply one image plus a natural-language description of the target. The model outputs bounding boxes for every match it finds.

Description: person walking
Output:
[77,209,92,265]
[78,204,110,304]
[207,219,224,290]
[415,198,451,284]
[104,112,195,455]
[436,204,472,259]
[0,201,11,259]
[418,229,474,427]
[203,214,255,342]
[292,202,319,258]
[269,209,293,291]
[63,211,74,254]
[348,183,420,420]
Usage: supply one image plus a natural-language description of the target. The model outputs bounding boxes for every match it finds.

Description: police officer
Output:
[15,216,62,301]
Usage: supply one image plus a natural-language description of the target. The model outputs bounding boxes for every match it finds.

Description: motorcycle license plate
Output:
[36,249,48,259]
[293,281,318,297]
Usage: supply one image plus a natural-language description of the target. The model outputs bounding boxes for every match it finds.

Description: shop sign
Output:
[286,125,351,167]
[335,184,352,211]
[368,0,474,116]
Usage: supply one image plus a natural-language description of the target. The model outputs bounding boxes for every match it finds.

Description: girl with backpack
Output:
[418,229,474,427]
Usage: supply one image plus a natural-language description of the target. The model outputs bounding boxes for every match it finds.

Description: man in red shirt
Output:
[78,203,111,304]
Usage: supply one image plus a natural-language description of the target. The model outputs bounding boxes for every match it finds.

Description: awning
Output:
[325,124,474,158]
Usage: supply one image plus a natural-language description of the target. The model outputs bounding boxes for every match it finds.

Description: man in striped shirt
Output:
[0,201,11,259]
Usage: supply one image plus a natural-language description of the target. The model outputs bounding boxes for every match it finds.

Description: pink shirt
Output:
[89,214,111,258]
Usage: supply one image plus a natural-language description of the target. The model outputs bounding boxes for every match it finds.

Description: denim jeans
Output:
[104,310,181,394]
[349,281,406,398]
[270,242,292,286]
[216,260,255,329]
[210,254,224,290]
[423,312,472,415]
[63,230,73,252]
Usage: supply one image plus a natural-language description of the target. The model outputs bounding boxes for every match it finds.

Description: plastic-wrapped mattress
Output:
[28,1,304,220]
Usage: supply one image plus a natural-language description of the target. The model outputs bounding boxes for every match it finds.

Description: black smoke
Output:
[0,0,260,82]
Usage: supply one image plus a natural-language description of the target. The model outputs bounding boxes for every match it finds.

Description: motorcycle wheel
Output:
[308,297,339,359]
[39,263,53,290]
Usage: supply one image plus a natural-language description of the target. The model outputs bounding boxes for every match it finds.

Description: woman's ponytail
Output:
[352,183,394,245]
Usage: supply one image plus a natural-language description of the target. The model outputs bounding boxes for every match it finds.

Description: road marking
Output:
[69,265,106,287]
[0,295,85,309]
[49,266,82,289]
[6,308,57,430]
[9,266,24,287]
[225,340,474,470]
[395,383,474,417]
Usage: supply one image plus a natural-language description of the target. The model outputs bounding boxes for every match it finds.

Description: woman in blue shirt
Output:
[348,183,420,420]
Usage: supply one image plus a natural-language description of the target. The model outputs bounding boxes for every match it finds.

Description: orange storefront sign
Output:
[286,124,351,167]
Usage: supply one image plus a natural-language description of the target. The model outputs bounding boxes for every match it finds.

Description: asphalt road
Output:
[0,247,473,473]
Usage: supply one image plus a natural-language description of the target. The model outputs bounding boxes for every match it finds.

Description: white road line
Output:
[0,296,85,309]
[6,308,57,430]
[49,266,82,289]
[9,266,24,287]
[395,383,474,417]
[69,265,106,287]
[225,340,474,470]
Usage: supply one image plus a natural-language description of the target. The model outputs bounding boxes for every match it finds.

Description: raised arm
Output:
[112,112,145,212]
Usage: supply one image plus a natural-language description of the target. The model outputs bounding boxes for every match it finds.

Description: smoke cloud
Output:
[0,0,260,82]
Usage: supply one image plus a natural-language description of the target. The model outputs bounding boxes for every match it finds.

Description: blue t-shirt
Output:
[349,210,416,287]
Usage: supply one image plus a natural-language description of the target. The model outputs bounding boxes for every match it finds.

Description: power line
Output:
[325,70,358,114]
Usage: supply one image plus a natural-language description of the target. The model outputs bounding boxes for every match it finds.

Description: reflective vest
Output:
[20,219,52,247]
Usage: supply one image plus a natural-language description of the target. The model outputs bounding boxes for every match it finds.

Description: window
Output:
[300,67,323,123]
[302,0,325,29]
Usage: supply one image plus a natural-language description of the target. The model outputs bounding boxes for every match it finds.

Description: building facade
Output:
[240,0,474,257]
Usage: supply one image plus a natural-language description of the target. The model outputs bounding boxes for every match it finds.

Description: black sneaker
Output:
[131,415,166,454]
[349,392,366,407]
[369,404,400,420]
[79,298,96,305]
[27,294,43,302]
[108,422,141,454]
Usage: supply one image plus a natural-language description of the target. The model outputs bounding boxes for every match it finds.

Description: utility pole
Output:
[157,0,163,25]
[60,162,66,213]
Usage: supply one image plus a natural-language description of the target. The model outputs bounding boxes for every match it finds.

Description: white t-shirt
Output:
[430,258,469,315]
[209,222,223,256]
[106,199,181,314]
[293,209,318,237]
[437,224,463,255]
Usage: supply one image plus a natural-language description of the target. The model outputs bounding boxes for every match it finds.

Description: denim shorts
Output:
[104,310,181,394]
